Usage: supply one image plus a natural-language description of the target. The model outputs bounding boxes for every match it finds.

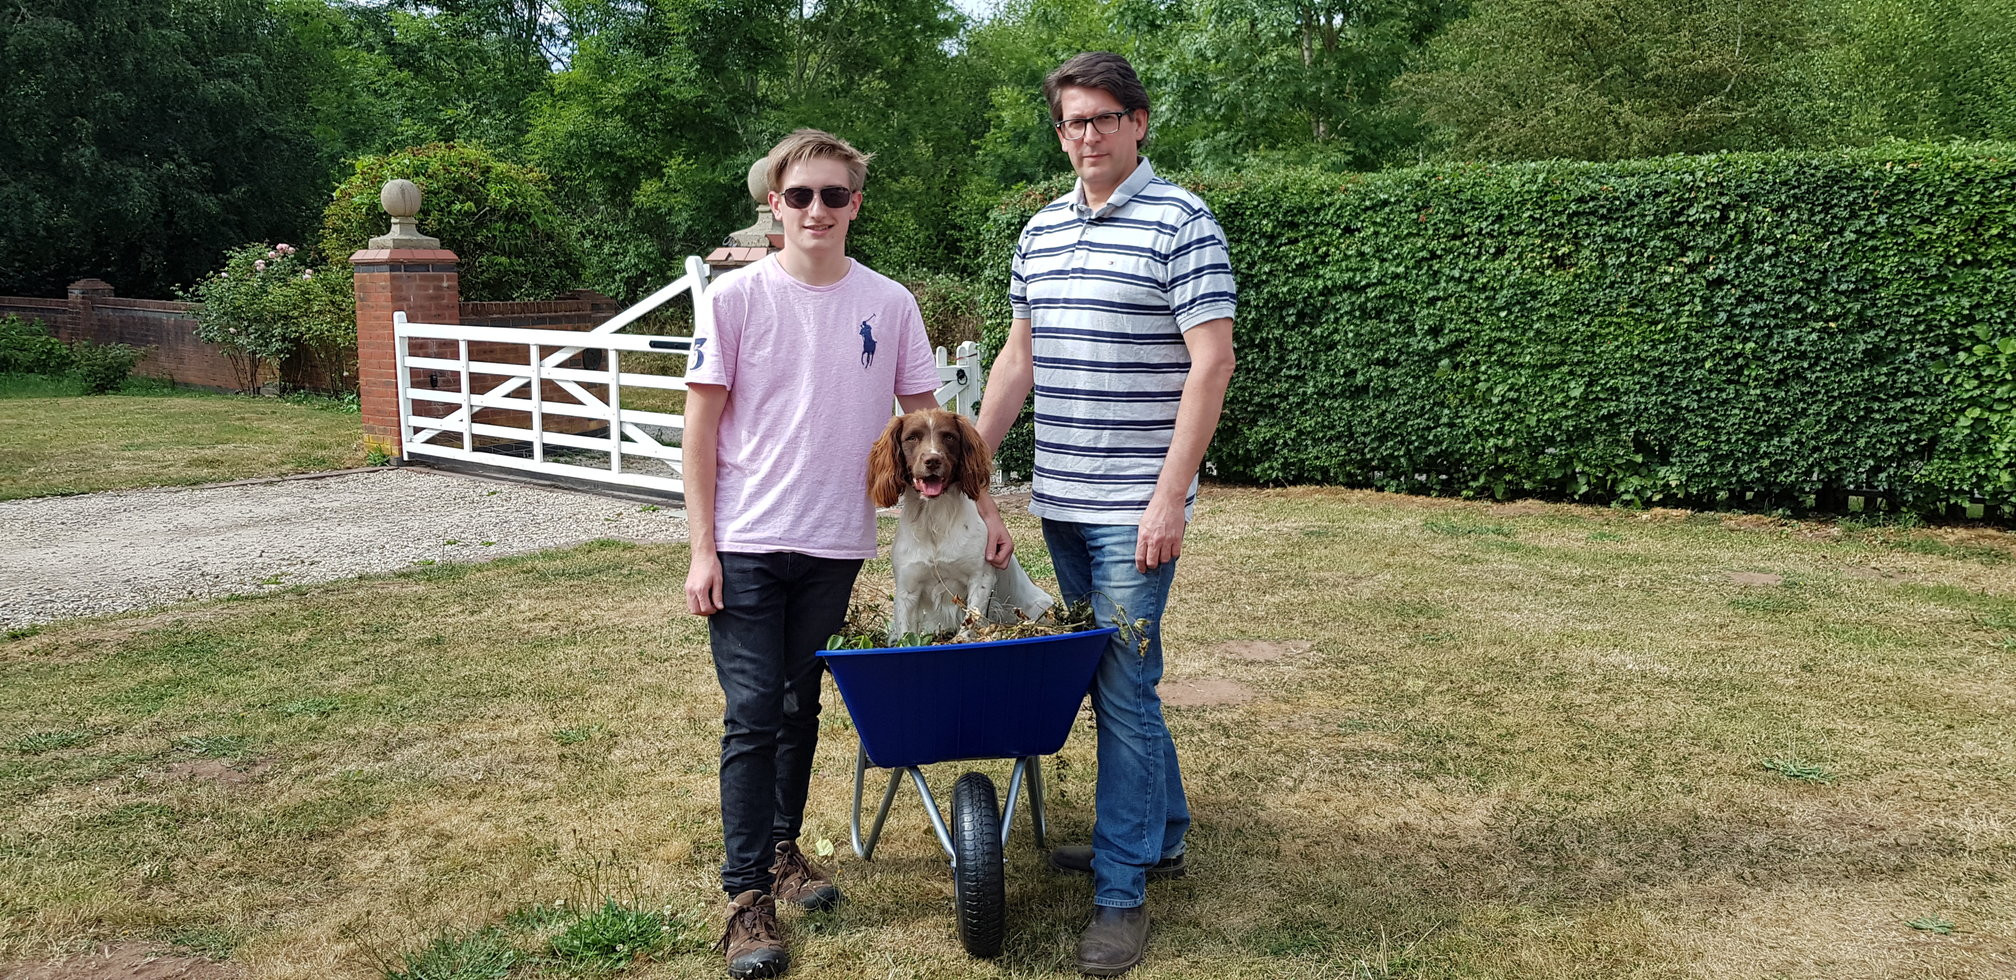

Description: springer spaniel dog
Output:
[868,409,1054,639]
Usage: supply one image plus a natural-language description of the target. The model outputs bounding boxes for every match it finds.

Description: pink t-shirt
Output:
[687,256,937,559]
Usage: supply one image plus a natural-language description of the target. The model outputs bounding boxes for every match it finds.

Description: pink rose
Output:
[254,260,266,271]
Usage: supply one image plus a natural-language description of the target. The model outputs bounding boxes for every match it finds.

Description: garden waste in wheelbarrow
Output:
[822,626,1115,958]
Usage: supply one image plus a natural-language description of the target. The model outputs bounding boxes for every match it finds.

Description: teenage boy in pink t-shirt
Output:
[682,129,1011,980]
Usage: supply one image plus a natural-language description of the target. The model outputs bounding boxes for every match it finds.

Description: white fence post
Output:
[933,340,985,418]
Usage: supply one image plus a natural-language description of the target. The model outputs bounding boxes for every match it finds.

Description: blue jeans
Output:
[1042,519,1191,909]
[709,551,863,896]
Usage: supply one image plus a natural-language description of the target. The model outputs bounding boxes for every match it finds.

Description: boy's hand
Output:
[983,511,1013,569]
[685,553,724,615]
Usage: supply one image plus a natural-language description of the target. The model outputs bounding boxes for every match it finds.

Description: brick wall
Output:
[460,290,620,331]
[1,285,246,389]
[2,281,619,398]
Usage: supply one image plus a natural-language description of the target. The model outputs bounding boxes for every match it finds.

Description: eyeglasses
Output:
[779,185,856,209]
[1053,109,1134,141]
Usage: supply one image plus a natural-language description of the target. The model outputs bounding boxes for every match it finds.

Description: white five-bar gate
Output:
[393,255,985,499]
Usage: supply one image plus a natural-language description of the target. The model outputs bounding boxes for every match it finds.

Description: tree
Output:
[1394,0,1813,161]
[1114,0,1464,171]
[525,0,982,296]
[317,0,563,155]
[1780,0,2016,147]
[0,0,331,297]
[962,0,1124,189]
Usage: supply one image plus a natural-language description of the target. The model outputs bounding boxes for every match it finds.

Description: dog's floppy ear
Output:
[867,414,908,508]
[953,413,992,496]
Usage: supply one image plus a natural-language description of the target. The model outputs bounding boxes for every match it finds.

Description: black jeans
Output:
[709,550,863,896]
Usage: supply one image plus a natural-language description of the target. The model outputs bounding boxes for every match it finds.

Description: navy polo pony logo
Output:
[859,316,878,368]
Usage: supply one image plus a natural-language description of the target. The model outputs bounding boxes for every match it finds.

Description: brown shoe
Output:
[717,890,788,979]
[769,840,842,911]
[1076,904,1150,976]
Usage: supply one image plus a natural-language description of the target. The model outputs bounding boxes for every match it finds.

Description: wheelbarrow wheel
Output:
[951,770,1006,958]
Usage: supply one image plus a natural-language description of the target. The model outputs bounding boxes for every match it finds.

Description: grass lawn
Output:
[0,374,367,500]
[3,488,2014,978]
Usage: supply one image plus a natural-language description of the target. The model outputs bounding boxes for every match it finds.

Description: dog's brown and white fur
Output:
[869,409,1054,638]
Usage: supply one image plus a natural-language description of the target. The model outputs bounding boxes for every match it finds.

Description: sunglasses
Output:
[779,185,856,209]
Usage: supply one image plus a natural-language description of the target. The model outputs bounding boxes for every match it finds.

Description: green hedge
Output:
[978,144,2016,512]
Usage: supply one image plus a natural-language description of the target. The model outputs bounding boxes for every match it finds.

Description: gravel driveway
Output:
[0,467,689,628]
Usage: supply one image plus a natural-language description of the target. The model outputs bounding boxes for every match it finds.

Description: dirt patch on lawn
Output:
[1727,572,1785,586]
[153,759,271,788]
[1161,678,1255,707]
[1210,639,1315,662]
[0,942,239,980]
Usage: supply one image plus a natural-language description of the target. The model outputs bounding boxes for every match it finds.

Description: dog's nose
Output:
[920,452,945,473]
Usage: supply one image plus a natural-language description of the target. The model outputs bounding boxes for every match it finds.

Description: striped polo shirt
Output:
[1009,158,1238,524]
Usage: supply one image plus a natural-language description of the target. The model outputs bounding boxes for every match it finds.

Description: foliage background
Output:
[320,142,580,301]
[6,0,2013,301]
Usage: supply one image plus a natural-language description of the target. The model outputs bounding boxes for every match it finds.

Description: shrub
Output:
[904,274,987,352]
[978,143,2016,514]
[185,242,352,393]
[321,143,581,302]
[68,339,147,394]
[0,315,70,375]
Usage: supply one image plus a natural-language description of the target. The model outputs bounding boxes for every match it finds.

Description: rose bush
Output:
[185,242,353,393]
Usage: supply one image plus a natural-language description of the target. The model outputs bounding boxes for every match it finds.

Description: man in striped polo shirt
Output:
[975,51,1237,977]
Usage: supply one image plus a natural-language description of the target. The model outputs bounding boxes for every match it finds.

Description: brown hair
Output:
[765,129,873,194]
[1043,52,1151,146]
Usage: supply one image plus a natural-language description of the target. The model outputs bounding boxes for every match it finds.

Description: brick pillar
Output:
[349,248,459,456]
[66,278,114,344]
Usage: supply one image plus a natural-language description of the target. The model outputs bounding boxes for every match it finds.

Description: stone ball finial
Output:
[369,178,439,250]
[727,156,783,249]
[381,179,422,219]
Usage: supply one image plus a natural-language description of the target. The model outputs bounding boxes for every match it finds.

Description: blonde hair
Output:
[765,129,873,194]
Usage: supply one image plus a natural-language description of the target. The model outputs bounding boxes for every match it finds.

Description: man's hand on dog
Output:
[983,510,1013,569]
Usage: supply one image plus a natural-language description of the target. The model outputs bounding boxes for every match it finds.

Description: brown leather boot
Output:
[1075,903,1150,976]
[769,840,841,911]
[716,890,788,979]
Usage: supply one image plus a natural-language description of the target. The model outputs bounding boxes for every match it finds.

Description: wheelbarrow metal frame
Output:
[850,744,1050,863]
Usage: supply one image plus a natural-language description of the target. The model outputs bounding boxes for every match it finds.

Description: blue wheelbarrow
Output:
[822,627,1115,957]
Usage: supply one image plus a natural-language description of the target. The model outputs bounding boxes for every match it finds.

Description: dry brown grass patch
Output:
[1209,639,1315,661]
[1160,678,1257,707]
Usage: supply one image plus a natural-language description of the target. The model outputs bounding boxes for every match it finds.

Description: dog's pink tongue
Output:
[914,476,946,498]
